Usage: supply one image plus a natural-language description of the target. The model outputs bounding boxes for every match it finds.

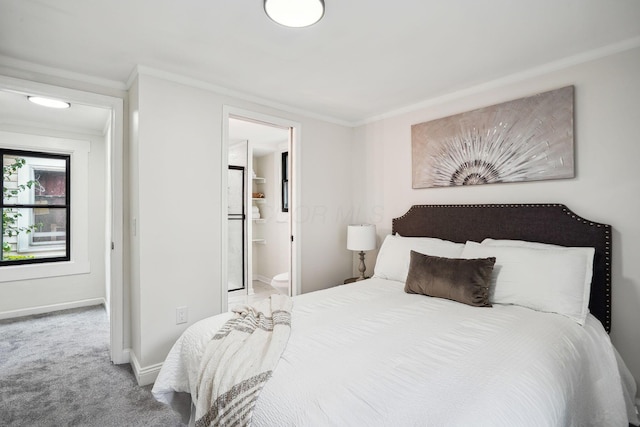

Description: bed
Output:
[153,203,638,427]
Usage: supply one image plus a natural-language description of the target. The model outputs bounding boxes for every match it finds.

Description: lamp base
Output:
[356,250,368,281]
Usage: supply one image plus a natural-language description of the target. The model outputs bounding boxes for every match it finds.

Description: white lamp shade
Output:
[347,224,377,251]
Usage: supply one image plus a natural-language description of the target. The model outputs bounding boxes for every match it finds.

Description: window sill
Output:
[0,260,90,283]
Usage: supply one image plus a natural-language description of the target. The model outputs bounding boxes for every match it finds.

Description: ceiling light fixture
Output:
[264,0,325,28]
[27,96,71,109]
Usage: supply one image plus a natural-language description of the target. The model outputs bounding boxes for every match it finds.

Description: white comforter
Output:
[153,278,636,427]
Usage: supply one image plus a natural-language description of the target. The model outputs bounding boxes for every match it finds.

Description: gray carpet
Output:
[0,305,184,426]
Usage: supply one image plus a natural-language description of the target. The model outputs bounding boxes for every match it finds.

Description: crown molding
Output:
[0,55,127,92]
[126,65,353,127]
[2,35,638,129]
[0,120,106,138]
[354,36,640,127]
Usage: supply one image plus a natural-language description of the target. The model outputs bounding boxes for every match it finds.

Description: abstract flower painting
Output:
[411,86,574,188]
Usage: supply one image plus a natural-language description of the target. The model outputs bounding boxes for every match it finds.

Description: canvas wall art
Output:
[411,86,574,188]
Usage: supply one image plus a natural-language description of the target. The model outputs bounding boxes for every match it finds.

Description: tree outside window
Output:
[1,149,70,265]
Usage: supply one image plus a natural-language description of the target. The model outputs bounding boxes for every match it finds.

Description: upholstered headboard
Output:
[392,204,612,332]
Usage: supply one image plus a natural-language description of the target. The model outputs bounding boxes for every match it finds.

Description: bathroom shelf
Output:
[252,239,266,245]
[253,177,266,184]
[252,198,266,204]
[253,219,266,223]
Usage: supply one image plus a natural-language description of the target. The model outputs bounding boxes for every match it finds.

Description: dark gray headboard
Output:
[392,204,612,332]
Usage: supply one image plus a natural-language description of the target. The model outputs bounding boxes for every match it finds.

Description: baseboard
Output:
[254,274,271,285]
[129,350,163,387]
[0,298,105,320]
[111,347,131,365]
[104,298,111,319]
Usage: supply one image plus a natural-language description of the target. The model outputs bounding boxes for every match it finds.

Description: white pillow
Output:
[373,234,465,283]
[461,241,594,325]
[481,238,589,252]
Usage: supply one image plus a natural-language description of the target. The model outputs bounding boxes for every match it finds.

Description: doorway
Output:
[0,76,125,364]
[222,107,301,312]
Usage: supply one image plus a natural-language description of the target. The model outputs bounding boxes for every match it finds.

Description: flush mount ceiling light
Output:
[27,96,70,109]
[264,0,325,28]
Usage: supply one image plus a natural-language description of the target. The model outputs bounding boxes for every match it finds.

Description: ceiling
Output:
[229,118,289,156]
[0,1,639,126]
[0,89,110,134]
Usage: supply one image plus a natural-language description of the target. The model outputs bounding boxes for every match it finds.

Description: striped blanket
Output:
[195,294,292,427]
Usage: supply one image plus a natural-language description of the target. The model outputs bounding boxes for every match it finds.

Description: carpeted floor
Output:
[0,305,184,426]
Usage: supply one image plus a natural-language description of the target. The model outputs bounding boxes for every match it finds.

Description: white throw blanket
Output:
[194,294,292,427]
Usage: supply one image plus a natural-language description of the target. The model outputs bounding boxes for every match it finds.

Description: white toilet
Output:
[271,272,289,295]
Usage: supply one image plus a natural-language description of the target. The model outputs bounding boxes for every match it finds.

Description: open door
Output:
[227,166,246,292]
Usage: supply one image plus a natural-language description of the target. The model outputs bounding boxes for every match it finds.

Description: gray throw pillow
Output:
[404,250,496,307]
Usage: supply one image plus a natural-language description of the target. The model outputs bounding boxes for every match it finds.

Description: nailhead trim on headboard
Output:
[560,205,612,330]
[392,203,612,332]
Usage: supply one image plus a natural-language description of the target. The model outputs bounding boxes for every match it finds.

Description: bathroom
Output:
[227,117,291,308]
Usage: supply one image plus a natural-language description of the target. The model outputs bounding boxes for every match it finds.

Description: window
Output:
[281,151,288,213]
[1,149,70,265]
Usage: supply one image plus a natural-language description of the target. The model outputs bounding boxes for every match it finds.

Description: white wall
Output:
[0,129,107,317]
[228,141,248,167]
[129,72,354,377]
[129,75,222,371]
[352,47,640,389]
[255,152,289,281]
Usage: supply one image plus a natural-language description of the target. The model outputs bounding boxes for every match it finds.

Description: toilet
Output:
[271,272,289,295]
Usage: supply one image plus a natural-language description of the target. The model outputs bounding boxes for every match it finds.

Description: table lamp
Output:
[347,224,377,281]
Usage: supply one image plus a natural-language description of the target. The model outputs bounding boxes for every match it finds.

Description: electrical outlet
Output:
[176,306,188,324]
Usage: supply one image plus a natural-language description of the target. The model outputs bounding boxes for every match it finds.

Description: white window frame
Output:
[0,131,90,282]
